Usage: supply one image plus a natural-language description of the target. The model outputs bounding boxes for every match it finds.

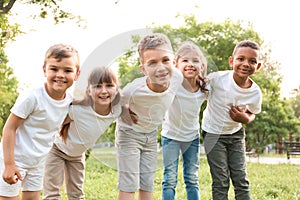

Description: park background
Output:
[0,0,300,199]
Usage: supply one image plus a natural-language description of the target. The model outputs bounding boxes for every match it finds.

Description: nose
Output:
[156,63,166,71]
[100,86,108,93]
[56,69,65,77]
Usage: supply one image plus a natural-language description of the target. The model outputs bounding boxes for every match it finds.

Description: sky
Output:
[5,0,299,98]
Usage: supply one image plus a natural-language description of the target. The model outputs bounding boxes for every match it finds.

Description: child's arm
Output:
[1,113,24,184]
[229,106,255,124]
[120,104,138,125]
[59,114,72,143]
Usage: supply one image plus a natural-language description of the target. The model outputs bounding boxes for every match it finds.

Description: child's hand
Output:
[121,105,138,125]
[2,164,23,185]
[229,106,254,124]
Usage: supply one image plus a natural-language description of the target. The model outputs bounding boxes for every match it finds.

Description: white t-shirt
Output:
[54,104,122,157]
[161,84,207,142]
[0,85,72,168]
[118,67,183,133]
[202,70,262,134]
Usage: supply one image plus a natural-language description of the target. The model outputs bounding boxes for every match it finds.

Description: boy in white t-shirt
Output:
[116,33,183,200]
[202,40,262,200]
[0,44,80,200]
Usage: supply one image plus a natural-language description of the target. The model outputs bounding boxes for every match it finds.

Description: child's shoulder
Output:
[207,70,231,81]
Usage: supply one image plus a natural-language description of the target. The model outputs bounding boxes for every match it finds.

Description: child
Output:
[42,66,122,199]
[161,42,208,200]
[0,44,80,200]
[116,33,183,200]
[202,40,262,200]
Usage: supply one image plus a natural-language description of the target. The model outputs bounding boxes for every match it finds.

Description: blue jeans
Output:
[161,136,200,200]
[203,128,250,200]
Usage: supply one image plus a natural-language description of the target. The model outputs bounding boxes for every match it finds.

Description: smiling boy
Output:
[116,33,183,200]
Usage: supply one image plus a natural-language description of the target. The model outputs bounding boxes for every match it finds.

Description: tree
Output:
[0,13,20,137]
[0,0,83,25]
[0,0,82,138]
[115,14,300,151]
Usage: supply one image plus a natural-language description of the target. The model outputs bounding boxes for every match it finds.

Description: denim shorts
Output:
[116,127,158,192]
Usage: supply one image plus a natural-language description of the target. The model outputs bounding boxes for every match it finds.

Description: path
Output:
[247,156,300,165]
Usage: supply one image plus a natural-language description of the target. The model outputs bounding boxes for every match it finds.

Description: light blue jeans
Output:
[161,136,200,200]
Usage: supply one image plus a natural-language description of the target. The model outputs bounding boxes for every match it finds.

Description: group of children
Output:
[0,33,262,200]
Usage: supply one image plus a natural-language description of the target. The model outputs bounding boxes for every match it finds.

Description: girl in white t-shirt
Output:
[161,42,208,200]
[42,66,121,199]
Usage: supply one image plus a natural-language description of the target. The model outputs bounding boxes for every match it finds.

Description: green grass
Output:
[46,148,300,200]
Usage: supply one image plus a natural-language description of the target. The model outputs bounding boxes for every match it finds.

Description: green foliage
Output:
[0,0,85,27]
[0,15,19,137]
[0,0,84,138]
[115,14,300,150]
[154,16,262,72]
[0,52,19,135]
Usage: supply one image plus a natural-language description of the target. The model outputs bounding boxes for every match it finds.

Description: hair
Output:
[59,66,120,143]
[232,40,260,57]
[43,43,80,71]
[175,41,208,93]
[137,33,173,63]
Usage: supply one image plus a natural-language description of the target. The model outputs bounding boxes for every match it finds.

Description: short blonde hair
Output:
[44,44,80,71]
[137,33,173,63]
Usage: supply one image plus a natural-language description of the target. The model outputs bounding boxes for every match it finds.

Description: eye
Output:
[50,67,58,71]
[162,58,171,64]
[64,69,74,73]
[106,83,115,87]
[145,61,157,67]
[237,57,244,62]
[249,59,257,65]
[91,84,101,89]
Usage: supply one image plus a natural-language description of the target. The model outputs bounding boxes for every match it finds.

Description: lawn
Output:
[48,147,300,200]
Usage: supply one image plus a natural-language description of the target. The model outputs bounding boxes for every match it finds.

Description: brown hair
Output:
[175,41,208,94]
[59,66,120,143]
[137,33,173,63]
[43,43,80,71]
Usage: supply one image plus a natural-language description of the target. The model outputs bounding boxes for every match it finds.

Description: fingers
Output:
[15,170,23,181]
[129,109,138,124]
[2,168,23,185]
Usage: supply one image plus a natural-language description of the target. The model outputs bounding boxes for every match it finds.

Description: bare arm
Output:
[2,113,24,184]
[120,104,138,125]
[229,106,255,124]
[59,114,72,143]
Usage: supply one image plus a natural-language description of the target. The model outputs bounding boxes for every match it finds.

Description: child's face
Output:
[140,48,174,92]
[88,82,118,109]
[176,50,204,80]
[229,46,261,79]
[43,57,80,100]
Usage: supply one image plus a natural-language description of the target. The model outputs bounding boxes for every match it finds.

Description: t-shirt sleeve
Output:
[248,89,262,114]
[169,67,183,93]
[10,90,37,119]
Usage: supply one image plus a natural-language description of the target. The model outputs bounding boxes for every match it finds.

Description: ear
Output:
[255,63,262,71]
[87,86,92,96]
[43,65,47,76]
[75,69,81,81]
[140,65,147,75]
[228,56,234,68]
[174,60,179,69]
